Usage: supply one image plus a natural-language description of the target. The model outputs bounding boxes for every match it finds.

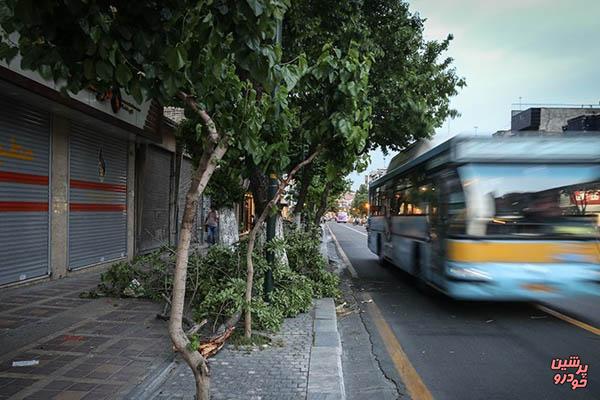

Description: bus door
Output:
[429,170,465,286]
[428,176,446,284]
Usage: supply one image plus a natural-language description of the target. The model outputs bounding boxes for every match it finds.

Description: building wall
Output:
[0,77,217,286]
[539,108,600,132]
[0,92,194,286]
[511,107,600,132]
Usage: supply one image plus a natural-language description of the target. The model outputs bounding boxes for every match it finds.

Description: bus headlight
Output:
[447,266,492,281]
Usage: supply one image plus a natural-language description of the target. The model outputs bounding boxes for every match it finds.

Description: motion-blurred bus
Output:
[367,135,600,300]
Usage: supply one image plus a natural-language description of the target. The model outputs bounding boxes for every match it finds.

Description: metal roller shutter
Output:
[0,98,51,285]
[68,124,128,269]
[139,145,172,252]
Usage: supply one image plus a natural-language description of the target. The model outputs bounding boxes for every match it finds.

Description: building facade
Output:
[495,106,600,135]
[0,59,207,287]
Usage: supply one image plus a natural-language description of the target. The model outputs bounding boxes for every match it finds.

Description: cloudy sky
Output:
[349,0,600,189]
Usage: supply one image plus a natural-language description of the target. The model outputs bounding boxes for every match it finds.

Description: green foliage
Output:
[187,333,201,352]
[284,226,340,298]
[284,0,465,153]
[98,250,174,300]
[98,230,338,332]
[351,183,369,216]
[0,0,290,103]
[204,165,247,209]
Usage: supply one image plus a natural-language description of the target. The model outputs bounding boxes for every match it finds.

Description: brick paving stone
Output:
[146,312,313,400]
[0,270,175,400]
[53,390,88,400]
[39,298,91,308]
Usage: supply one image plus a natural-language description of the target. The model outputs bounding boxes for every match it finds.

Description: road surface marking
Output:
[536,305,600,336]
[338,223,368,237]
[328,223,434,399]
[327,224,358,278]
[364,292,434,400]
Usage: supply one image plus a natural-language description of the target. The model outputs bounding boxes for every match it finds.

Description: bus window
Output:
[459,164,600,238]
[391,191,404,215]
[443,171,466,234]
[402,183,432,216]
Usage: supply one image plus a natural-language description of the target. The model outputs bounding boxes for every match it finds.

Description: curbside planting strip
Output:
[307,297,345,400]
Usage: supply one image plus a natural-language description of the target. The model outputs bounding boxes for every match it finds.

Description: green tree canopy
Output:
[284,0,465,154]
[351,183,369,216]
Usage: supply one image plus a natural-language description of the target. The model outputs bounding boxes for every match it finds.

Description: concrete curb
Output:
[325,224,358,278]
[307,298,345,400]
[126,357,178,399]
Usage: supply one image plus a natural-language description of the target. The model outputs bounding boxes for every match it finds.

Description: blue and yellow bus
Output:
[367,135,600,300]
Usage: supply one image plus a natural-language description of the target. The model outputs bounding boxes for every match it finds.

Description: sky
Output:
[349,0,600,190]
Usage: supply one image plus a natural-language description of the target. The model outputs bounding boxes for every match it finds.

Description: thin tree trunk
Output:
[244,147,321,338]
[248,164,269,218]
[293,168,312,229]
[169,92,228,400]
[314,182,332,226]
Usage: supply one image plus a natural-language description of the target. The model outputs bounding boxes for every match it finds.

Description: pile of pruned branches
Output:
[90,231,339,355]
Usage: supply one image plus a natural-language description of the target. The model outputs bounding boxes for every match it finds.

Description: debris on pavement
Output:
[63,335,85,342]
[12,360,39,367]
[335,302,360,318]
[199,326,235,358]
[335,302,347,312]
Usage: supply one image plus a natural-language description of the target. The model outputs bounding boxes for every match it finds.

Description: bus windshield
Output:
[458,164,600,238]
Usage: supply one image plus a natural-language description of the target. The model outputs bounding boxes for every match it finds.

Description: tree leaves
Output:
[0,43,18,64]
[83,58,96,81]
[284,0,465,153]
[95,60,112,81]
[246,0,265,16]
[165,46,186,71]
[115,64,132,85]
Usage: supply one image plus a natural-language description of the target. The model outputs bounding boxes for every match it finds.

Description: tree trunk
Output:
[244,148,322,338]
[248,164,269,218]
[275,213,288,267]
[314,182,332,226]
[169,92,228,400]
[217,206,239,247]
[293,168,312,229]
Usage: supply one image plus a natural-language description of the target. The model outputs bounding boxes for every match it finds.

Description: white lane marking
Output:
[327,224,358,278]
[338,223,368,237]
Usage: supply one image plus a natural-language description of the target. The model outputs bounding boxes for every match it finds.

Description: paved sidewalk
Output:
[142,298,345,400]
[0,270,172,400]
[145,313,313,400]
[1,238,346,400]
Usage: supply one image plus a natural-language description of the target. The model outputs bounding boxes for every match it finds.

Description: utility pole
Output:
[264,19,283,301]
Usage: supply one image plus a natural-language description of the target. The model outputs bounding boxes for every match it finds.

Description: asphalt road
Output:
[328,222,599,400]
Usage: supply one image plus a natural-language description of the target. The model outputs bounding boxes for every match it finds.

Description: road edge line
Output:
[339,223,368,237]
[327,223,358,278]
[536,305,600,336]
[363,292,434,400]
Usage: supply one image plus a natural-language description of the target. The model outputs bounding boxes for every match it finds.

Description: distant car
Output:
[336,212,349,223]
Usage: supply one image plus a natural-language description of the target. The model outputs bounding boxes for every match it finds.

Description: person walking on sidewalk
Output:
[205,207,219,245]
